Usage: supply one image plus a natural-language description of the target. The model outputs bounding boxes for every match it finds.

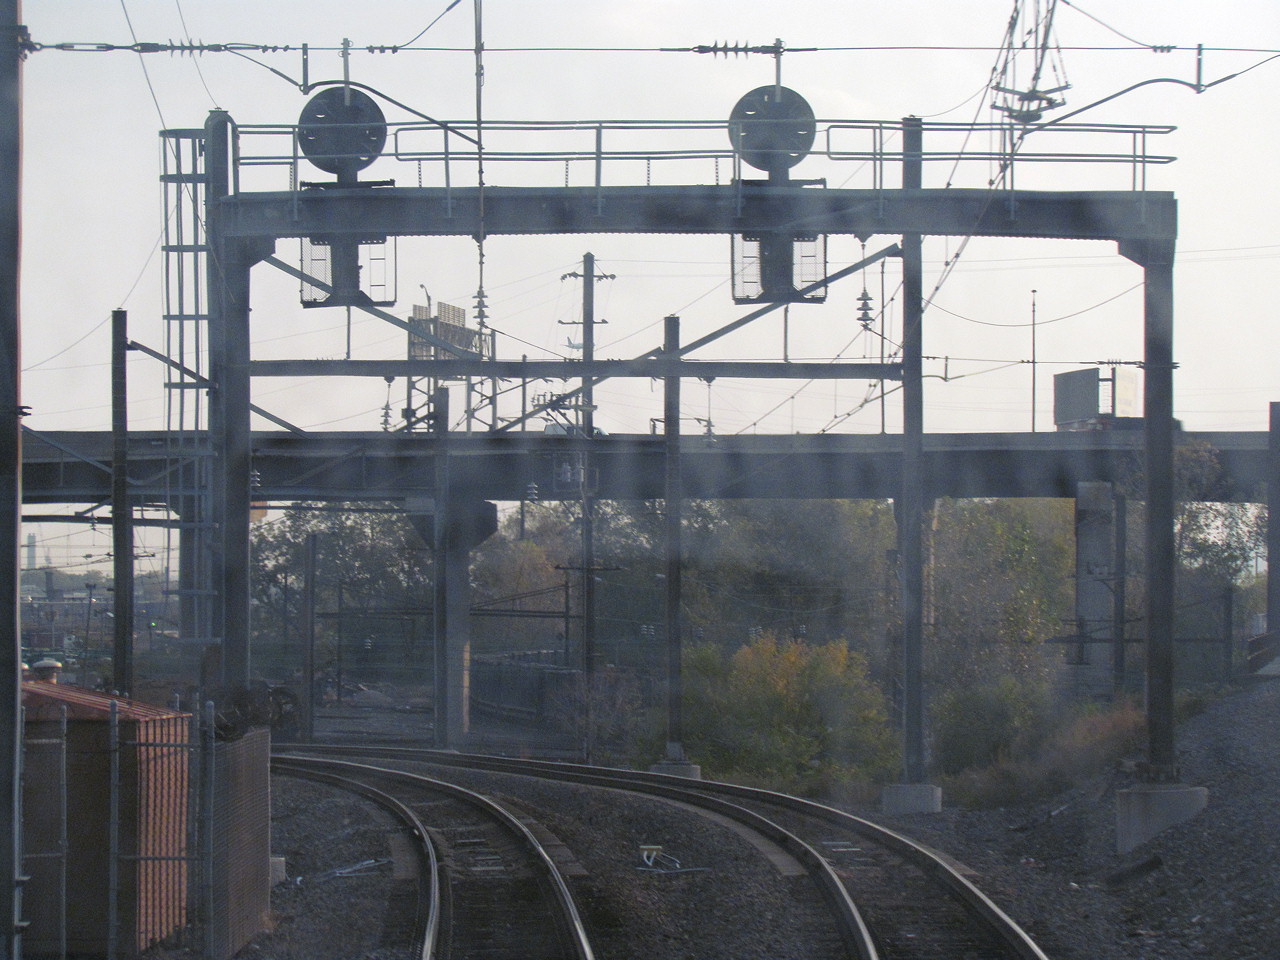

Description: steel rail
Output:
[279,744,1049,960]
[274,754,596,960]
[271,757,440,960]
[278,745,875,960]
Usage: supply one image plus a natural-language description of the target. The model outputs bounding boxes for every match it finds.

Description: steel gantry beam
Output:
[27,430,1265,506]
[212,184,1175,245]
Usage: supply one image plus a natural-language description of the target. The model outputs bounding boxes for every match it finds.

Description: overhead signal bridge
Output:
[155,91,1187,788]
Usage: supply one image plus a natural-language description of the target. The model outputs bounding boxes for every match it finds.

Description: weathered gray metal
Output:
[23,428,1267,506]
[1,4,22,955]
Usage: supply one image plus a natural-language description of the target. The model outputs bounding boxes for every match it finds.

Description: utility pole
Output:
[561,253,613,679]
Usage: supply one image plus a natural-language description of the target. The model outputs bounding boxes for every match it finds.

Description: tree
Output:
[250,503,434,682]
[687,499,896,653]
[1118,440,1266,667]
[926,497,1074,690]
[1171,441,1265,585]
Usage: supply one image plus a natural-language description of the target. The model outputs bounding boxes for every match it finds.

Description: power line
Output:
[930,281,1144,328]
[171,0,218,107]
[1059,0,1167,50]
[396,0,464,50]
[24,39,1280,57]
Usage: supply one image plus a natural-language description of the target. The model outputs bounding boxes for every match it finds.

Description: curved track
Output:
[277,744,1051,960]
[272,758,440,959]
[273,755,595,960]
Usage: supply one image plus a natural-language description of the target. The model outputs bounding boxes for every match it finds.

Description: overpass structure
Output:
[20,427,1271,506]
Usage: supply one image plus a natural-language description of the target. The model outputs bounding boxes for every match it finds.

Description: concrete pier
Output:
[649,759,703,779]
[1116,784,1209,854]
[881,783,943,815]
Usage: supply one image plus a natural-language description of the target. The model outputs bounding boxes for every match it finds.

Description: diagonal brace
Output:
[128,339,309,435]
[499,242,902,432]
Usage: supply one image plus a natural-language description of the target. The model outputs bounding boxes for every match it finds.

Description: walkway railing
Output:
[223,114,1176,197]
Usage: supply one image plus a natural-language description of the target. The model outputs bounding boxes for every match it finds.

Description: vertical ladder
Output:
[160,130,214,646]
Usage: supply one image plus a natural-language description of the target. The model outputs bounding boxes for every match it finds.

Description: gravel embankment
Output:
[223,678,1280,960]
[882,678,1280,960]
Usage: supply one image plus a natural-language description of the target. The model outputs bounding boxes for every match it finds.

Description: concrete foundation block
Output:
[270,856,288,886]
[648,759,703,779]
[880,783,943,815]
[1116,784,1209,854]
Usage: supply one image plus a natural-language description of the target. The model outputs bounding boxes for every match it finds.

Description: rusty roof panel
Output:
[21,682,187,722]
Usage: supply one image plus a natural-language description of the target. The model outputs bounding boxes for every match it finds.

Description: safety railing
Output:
[223,114,1177,199]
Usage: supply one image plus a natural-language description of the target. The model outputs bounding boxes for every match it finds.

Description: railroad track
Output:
[272,755,595,960]
[277,744,1052,959]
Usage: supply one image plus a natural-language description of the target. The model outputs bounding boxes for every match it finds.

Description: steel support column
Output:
[900,118,926,784]
[0,3,20,955]
[432,390,449,748]
[111,309,133,697]
[444,513,471,747]
[178,524,198,643]
[420,430,478,748]
[1113,493,1128,695]
[1144,249,1176,775]
[1269,403,1280,665]
[302,532,316,742]
[206,110,270,689]
[581,254,597,680]
[1122,239,1177,776]
[663,316,685,762]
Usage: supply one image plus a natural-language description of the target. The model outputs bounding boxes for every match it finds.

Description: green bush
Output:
[932,675,1051,775]
[682,633,899,796]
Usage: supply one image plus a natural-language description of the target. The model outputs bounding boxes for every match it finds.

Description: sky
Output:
[12,0,1280,570]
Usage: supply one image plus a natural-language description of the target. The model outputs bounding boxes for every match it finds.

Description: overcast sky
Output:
[14,1,1280,567]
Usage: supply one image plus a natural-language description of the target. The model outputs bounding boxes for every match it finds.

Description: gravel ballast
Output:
[218,678,1280,959]
[882,678,1280,959]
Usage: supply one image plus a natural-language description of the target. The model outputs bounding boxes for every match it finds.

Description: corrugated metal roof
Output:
[21,682,187,722]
